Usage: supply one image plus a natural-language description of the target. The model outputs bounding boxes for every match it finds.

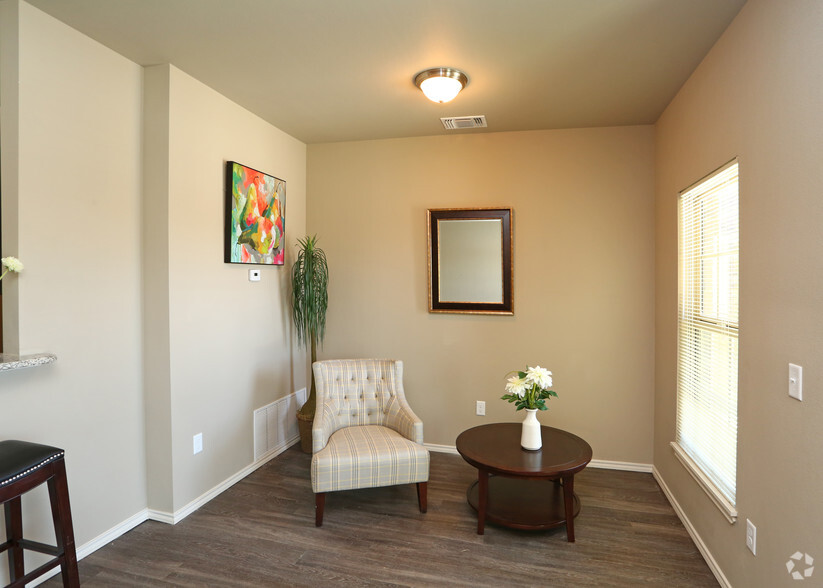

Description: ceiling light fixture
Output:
[414,67,469,103]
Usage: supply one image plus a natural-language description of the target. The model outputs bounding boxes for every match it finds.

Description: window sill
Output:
[0,353,57,372]
[670,441,738,524]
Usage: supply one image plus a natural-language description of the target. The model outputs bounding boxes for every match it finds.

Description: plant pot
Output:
[521,408,542,451]
[296,411,313,454]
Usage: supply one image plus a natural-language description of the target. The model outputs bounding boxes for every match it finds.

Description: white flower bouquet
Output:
[0,257,23,281]
[501,365,558,411]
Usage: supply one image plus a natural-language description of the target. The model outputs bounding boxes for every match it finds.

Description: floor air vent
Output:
[253,388,307,461]
[441,115,487,130]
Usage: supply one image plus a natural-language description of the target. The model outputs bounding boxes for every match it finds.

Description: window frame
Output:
[672,159,740,524]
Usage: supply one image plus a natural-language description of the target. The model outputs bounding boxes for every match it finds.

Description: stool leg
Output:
[47,459,80,587]
[4,498,25,581]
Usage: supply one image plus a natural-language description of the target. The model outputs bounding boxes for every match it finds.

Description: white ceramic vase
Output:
[520,408,542,450]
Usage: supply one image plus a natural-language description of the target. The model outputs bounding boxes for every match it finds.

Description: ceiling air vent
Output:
[441,115,487,130]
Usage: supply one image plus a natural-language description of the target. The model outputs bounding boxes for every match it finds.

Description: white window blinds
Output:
[676,160,739,511]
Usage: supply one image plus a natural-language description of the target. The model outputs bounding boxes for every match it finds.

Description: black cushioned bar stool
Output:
[0,440,79,587]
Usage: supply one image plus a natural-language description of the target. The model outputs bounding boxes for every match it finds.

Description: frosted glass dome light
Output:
[419,76,462,103]
[414,68,468,103]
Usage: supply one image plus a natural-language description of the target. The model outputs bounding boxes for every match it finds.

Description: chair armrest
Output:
[311,402,338,453]
[386,398,424,445]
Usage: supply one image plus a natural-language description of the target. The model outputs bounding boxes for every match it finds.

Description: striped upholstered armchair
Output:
[310,359,430,526]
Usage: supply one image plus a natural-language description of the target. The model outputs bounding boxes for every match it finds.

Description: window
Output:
[673,160,739,522]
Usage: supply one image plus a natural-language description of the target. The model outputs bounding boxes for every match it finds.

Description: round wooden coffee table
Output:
[456,423,593,541]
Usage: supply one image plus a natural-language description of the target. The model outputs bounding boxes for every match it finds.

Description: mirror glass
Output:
[438,219,503,303]
[427,208,513,315]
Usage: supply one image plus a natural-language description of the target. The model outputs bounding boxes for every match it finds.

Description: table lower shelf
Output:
[467,476,580,531]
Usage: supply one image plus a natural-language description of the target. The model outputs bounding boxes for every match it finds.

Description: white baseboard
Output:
[652,466,731,588]
[588,459,652,473]
[146,508,175,525]
[77,508,149,558]
[29,436,300,587]
[425,443,459,455]
[149,435,300,525]
[30,508,150,587]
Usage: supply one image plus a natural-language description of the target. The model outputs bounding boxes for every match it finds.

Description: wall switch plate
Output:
[249,269,261,282]
[193,433,203,455]
[476,401,486,416]
[789,363,803,401]
[746,519,757,555]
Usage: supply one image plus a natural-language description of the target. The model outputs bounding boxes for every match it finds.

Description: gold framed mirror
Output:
[427,208,513,315]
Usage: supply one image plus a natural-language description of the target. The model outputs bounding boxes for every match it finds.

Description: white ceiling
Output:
[26,0,747,144]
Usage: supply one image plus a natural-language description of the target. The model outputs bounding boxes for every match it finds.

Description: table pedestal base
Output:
[467,476,580,535]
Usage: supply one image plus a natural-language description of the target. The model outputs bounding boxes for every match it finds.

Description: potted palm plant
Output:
[291,235,329,453]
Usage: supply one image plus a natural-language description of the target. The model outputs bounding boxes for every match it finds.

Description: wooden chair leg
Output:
[315,493,326,527]
[48,459,80,587]
[417,482,427,513]
[4,497,25,581]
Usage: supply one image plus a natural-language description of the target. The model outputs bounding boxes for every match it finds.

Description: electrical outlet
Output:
[746,519,756,555]
[193,433,203,455]
[789,363,803,401]
[476,401,486,416]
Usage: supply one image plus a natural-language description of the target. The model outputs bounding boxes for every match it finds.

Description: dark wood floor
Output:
[44,446,718,587]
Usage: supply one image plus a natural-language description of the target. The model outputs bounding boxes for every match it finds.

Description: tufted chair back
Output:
[312,359,424,453]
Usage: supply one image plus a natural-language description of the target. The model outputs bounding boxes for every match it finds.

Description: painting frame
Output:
[224,161,286,266]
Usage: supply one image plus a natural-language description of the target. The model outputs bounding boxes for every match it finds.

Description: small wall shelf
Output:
[0,353,57,372]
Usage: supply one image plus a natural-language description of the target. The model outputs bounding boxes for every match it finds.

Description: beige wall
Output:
[0,0,21,350]
[142,64,308,514]
[0,0,146,579]
[162,64,306,512]
[7,0,821,584]
[0,2,307,577]
[142,64,175,514]
[654,0,823,585]
[307,127,655,463]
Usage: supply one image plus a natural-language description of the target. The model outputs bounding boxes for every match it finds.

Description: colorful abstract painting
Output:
[225,161,286,265]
